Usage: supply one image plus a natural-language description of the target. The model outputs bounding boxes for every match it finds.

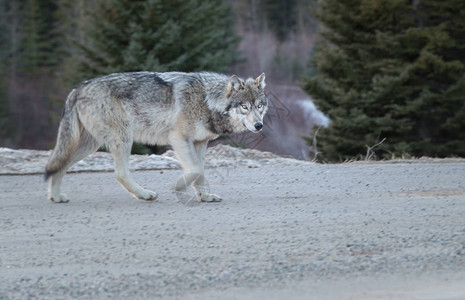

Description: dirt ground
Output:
[1,157,465,299]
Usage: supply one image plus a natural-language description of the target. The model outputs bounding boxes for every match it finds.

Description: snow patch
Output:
[0,145,310,175]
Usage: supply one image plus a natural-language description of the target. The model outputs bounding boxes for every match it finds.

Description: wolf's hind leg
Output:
[48,130,100,203]
[48,169,69,203]
[109,142,158,201]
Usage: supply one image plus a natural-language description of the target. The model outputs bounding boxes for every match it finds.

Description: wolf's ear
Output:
[254,72,266,90]
[227,75,244,97]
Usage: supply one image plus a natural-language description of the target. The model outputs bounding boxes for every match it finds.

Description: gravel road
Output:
[1,161,465,299]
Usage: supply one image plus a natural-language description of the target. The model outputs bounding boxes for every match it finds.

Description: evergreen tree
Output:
[303,0,465,161]
[0,1,8,136]
[75,0,239,80]
[0,0,17,145]
[0,0,7,61]
[21,0,59,72]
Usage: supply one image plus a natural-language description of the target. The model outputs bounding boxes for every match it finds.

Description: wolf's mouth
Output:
[243,122,260,133]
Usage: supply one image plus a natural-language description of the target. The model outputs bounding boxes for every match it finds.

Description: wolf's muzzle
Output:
[254,122,263,131]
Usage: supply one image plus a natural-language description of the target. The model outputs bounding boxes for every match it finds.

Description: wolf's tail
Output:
[45,89,81,181]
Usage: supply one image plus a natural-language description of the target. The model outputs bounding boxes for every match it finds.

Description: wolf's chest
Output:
[190,120,219,142]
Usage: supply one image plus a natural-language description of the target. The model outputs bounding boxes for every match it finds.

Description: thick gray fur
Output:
[45,71,268,203]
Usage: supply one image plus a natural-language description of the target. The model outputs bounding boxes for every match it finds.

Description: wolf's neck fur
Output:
[201,74,236,135]
[207,110,233,135]
[201,74,230,112]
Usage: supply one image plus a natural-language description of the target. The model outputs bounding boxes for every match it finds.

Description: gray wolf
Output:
[45,71,268,203]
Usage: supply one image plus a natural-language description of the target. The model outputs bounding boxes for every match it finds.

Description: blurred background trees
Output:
[0,0,464,161]
[304,0,465,161]
[0,0,60,149]
[73,0,238,80]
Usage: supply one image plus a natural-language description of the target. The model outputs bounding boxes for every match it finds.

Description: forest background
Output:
[1,0,463,162]
[0,0,322,160]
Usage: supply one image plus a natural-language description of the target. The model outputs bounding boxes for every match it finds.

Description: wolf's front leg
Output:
[191,141,222,202]
[192,173,222,202]
[170,136,221,202]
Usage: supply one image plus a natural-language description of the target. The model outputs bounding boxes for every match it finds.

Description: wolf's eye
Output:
[241,104,248,110]
[257,104,263,109]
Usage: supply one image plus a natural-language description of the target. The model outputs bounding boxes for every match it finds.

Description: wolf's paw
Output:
[50,194,70,203]
[137,189,159,201]
[200,193,222,203]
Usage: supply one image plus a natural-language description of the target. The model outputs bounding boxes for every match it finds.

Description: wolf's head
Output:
[225,73,268,133]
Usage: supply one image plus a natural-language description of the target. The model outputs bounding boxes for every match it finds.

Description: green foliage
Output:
[304,0,465,161]
[0,1,7,128]
[21,0,59,72]
[0,0,7,61]
[75,0,239,80]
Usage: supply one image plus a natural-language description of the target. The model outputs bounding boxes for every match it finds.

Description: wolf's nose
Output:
[254,122,263,131]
